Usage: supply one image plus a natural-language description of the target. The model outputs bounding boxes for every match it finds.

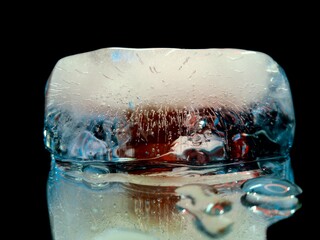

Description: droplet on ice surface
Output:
[175,184,233,237]
[241,177,302,217]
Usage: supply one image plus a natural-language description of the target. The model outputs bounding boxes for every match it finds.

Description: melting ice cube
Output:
[44,48,295,164]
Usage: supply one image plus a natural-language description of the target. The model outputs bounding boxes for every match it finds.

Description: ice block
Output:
[44,48,295,164]
[44,48,300,240]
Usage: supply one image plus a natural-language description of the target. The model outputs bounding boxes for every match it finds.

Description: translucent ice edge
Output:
[53,156,292,187]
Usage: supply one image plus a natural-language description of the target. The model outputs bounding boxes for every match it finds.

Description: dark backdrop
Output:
[14,29,312,239]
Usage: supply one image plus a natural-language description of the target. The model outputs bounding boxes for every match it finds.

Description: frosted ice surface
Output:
[46,48,292,113]
[44,48,295,162]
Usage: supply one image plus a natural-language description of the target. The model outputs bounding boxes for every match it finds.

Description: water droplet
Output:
[241,177,302,217]
[175,184,233,237]
[82,165,110,188]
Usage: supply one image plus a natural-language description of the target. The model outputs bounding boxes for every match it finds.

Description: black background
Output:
[11,24,314,239]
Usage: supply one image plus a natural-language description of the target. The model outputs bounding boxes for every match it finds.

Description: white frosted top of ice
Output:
[46,48,287,116]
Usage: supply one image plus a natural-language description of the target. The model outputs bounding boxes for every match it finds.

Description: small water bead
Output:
[241,177,302,216]
[242,176,301,198]
[82,165,110,188]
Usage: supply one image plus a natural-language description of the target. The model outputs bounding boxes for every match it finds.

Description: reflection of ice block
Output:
[44,48,295,163]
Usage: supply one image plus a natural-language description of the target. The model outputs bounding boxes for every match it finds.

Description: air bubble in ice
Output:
[69,131,108,160]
